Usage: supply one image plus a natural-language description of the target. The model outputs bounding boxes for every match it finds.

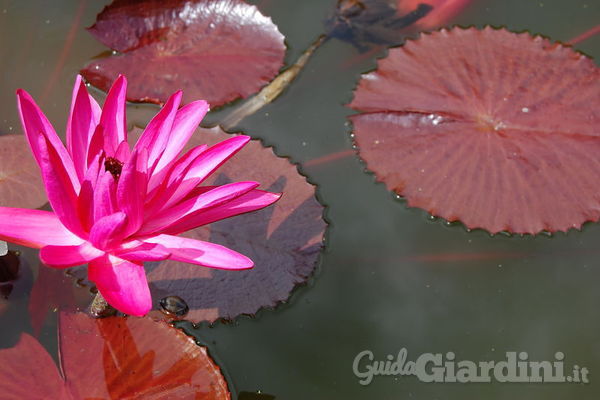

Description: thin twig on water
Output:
[220,35,327,130]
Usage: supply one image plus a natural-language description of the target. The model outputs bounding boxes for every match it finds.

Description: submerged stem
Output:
[89,291,117,318]
[567,24,600,46]
[220,34,327,130]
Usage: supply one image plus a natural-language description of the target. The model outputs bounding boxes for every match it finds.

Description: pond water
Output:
[0,0,599,399]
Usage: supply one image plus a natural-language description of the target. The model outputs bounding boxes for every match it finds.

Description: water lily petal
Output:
[89,211,127,250]
[77,153,102,232]
[139,181,259,235]
[36,134,86,237]
[114,241,171,262]
[145,234,253,270]
[134,90,182,170]
[114,140,131,163]
[0,208,83,248]
[117,149,148,236]
[86,124,105,167]
[16,89,80,192]
[152,100,209,175]
[40,242,104,268]
[165,145,210,188]
[88,255,151,316]
[163,190,282,235]
[93,171,118,223]
[177,185,221,202]
[146,144,207,207]
[161,135,250,210]
[66,75,101,181]
[98,75,127,156]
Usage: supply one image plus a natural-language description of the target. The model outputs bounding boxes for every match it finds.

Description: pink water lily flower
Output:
[0,75,280,316]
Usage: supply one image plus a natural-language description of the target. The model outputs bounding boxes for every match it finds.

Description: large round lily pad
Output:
[0,312,230,399]
[349,27,600,234]
[82,0,286,106]
[144,126,326,323]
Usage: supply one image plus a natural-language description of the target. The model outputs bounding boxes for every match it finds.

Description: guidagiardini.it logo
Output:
[352,348,590,386]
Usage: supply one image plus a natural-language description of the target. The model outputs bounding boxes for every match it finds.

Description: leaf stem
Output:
[220,34,327,130]
[567,24,600,46]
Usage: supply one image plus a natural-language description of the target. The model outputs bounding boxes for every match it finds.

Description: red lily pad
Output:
[137,127,326,323]
[81,0,285,106]
[28,264,92,336]
[0,312,230,399]
[0,134,46,209]
[349,27,600,234]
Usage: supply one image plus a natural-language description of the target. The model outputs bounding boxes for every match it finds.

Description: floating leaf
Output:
[28,265,92,336]
[349,27,600,234]
[0,134,46,209]
[135,127,326,323]
[0,312,230,399]
[0,334,65,398]
[82,0,285,106]
[325,0,433,50]
[396,0,473,30]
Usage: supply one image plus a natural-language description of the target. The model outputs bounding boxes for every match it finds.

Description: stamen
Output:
[104,157,123,180]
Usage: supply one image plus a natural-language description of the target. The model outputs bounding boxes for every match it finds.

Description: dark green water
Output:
[1,0,599,399]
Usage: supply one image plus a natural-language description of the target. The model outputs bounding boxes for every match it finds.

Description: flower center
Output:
[104,157,123,180]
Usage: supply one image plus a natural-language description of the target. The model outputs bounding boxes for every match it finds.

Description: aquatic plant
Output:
[0,75,281,316]
[349,27,600,234]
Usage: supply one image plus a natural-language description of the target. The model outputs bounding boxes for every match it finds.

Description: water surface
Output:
[1,0,599,399]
